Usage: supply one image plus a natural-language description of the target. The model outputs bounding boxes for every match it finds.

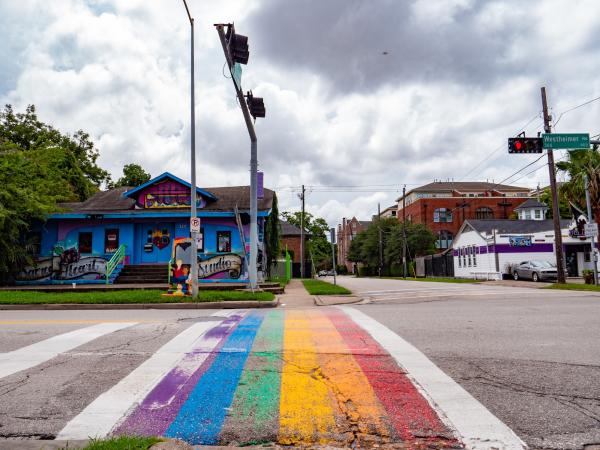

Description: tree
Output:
[0,105,110,200]
[556,147,600,239]
[264,193,280,276]
[0,105,110,280]
[110,163,151,188]
[539,187,570,219]
[281,211,332,270]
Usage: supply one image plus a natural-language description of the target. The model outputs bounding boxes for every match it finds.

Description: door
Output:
[565,245,579,277]
[140,223,174,263]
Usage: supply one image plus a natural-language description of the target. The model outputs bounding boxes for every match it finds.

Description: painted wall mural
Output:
[135,180,207,209]
[16,240,108,283]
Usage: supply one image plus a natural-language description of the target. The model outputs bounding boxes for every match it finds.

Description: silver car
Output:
[513,260,557,282]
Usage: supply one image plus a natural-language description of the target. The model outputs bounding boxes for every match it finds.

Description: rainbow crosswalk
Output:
[99,309,458,447]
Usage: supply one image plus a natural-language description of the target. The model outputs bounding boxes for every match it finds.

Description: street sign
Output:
[232,63,242,91]
[585,222,598,237]
[542,133,590,150]
[190,217,201,234]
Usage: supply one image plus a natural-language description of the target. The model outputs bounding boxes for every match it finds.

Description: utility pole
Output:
[402,185,407,278]
[300,185,305,279]
[541,86,566,283]
[584,174,599,285]
[378,203,383,277]
[182,0,198,298]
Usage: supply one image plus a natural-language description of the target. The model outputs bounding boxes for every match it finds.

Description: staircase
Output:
[114,264,169,284]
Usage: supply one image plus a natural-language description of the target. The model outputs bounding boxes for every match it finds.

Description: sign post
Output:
[190,217,201,234]
[330,228,337,286]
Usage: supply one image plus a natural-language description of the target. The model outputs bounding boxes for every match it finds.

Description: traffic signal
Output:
[225,25,249,65]
[246,91,266,119]
[508,137,543,154]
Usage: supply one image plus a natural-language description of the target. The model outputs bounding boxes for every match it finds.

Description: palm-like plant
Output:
[556,147,600,239]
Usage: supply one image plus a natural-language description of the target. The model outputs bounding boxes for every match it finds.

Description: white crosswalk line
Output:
[339,306,527,450]
[57,310,235,440]
[0,322,137,379]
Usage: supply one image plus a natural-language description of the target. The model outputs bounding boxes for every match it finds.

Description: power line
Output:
[553,94,600,127]
[459,114,541,181]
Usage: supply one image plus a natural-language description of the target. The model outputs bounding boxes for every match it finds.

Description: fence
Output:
[416,252,454,278]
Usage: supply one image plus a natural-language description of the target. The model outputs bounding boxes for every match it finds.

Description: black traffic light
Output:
[246,91,266,119]
[508,137,543,154]
[225,25,249,65]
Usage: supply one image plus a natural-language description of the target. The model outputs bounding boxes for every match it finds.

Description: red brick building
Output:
[280,220,311,277]
[396,182,532,250]
[337,217,372,273]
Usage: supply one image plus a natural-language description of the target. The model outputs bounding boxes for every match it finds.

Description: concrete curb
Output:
[0,298,280,310]
[313,295,362,306]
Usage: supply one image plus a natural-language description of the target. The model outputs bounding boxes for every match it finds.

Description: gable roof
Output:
[460,219,571,236]
[56,185,274,215]
[514,199,548,210]
[280,220,312,237]
[123,172,218,201]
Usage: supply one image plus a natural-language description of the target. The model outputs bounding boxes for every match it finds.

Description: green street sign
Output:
[542,133,590,149]
[232,63,243,90]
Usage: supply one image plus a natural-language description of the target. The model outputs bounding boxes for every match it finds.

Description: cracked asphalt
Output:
[1,280,599,449]
[334,276,600,450]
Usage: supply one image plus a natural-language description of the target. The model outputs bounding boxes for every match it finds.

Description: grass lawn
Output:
[543,283,600,292]
[81,435,162,450]
[377,276,480,284]
[0,289,275,304]
[302,279,352,295]
[197,290,275,302]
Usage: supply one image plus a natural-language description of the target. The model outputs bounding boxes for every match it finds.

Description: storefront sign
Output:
[198,254,242,279]
[509,236,532,247]
[16,257,107,281]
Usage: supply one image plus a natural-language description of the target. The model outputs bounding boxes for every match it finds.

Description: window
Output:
[458,248,462,267]
[467,246,471,266]
[26,231,42,255]
[391,211,397,216]
[104,229,119,253]
[79,232,93,254]
[197,228,204,252]
[217,231,231,253]
[534,209,542,219]
[475,207,493,220]
[463,247,467,267]
[433,208,453,223]
[436,230,453,249]
[524,210,531,220]
[472,245,477,266]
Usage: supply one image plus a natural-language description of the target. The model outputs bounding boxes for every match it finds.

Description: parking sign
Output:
[190,217,201,233]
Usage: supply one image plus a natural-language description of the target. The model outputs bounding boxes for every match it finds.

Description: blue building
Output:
[16,172,274,285]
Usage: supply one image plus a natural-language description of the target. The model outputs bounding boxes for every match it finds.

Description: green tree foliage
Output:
[109,163,151,188]
[0,142,72,275]
[539,187,571,219]
[281,211,332,270]
[0,105,110,200]
[264,193,280,276]
[556,147,600,235]
[0,105,110,278]
[348,218,437,274]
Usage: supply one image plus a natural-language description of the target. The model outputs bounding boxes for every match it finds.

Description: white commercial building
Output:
[453,219,599,280]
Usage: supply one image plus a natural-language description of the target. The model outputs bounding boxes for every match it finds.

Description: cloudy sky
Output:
[1,0,599,225]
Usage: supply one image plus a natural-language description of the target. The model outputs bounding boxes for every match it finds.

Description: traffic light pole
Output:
[216,24,259,290]
[541,87,566,284]
[584,174,599,285]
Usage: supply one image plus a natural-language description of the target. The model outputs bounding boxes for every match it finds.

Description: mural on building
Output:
[136,180,207,209]
[16,240,108,283]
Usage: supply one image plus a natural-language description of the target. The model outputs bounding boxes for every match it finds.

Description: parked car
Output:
[513,260,557,282]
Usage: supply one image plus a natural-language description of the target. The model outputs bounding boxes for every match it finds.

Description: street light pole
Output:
[182,0,198,298]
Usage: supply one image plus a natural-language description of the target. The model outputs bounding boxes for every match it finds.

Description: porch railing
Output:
[105,244,127,284]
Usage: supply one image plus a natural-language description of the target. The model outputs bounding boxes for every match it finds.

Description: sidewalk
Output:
[279,279,360,308]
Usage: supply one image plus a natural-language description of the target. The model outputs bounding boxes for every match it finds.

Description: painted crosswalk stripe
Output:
[57,312,228,440]
[278,310,336,446]
[164,313,264,444]
[0,322,137,379]
[113,312,245,437]
[338,306,527,450]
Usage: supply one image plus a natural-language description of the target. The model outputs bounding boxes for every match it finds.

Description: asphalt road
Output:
[331,276,600,450]
[0,280,599,449]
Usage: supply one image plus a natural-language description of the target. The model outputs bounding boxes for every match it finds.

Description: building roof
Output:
[280,220,309,236]
[514,199,548,210]
[359,220,372,228]
[397,181,531,201]
[57,185,274,214]
[462,219,571,235]
[122,171,218,201]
